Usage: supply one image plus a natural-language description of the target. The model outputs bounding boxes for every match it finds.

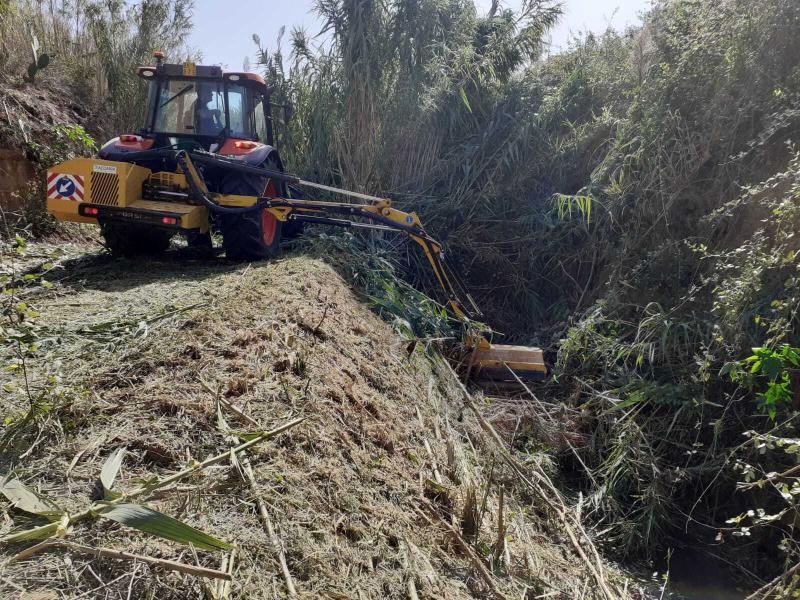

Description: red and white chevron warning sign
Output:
[47,172,85,202]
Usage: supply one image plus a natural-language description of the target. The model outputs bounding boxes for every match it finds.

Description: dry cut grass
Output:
[0,242,644,599]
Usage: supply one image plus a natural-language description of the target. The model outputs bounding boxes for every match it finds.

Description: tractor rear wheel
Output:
[218,155,284,261]
[100,222,173,257]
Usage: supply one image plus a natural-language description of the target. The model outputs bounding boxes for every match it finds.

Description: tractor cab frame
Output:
[99,61,277,165]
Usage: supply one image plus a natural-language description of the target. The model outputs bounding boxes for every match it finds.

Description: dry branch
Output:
[18,541,232,580]
[442,360,620,600]
[220,546,236,598]
[419,499,504,600]
[240,455,297,597]
[744,561,800,600]
[492,486,505,567]
[200,378,261,428]
[401,541,421,600]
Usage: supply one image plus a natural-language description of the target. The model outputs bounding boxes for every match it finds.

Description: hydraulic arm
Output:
[176,152,481,321]
[178,151,547,382]
[46,149,547,382]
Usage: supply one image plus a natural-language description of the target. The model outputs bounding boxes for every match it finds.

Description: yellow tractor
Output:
[46,55,546,383]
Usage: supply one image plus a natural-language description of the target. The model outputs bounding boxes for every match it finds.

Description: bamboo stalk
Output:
[220,397,261,428]
[214,554,229,599]
[200,378,261,428]
[220,546,236,598]
[401,542,420,600]
[492,487,505,567]
[407,577,420,600]
[419,499,504,600]
[505,364,598,487]
[240,456,297,596]
[423,438,443,484]
[10,539,53,562]
[40,541,232,580]
[441,361,618,600]
[1,418,305,546]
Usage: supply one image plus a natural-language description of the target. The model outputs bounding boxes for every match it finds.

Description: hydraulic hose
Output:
[173,151,482,318]
[175,151,271,215]
[115,147,388,205]
[187,151,299,185]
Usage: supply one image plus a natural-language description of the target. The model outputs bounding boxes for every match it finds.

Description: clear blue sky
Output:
[188,0,651,70]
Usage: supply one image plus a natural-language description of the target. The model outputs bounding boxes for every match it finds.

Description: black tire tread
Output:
[219,154,283,261]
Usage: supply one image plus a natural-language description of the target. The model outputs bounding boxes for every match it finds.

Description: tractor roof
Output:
[136,62,266,88]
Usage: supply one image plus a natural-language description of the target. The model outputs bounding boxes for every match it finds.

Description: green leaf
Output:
[1,478,64,521]
[0,521,60,544]
[604,392,645,414]
[236,430,269,442]
[783,346,799,366]
[719,361,737,377]
[458,87,472,113]
[98,503,231,551]
[99,447,126,497]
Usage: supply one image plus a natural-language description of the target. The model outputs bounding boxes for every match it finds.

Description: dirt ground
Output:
[0,240,646,599]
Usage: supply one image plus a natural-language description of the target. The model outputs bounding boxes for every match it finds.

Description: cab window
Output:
[253,95,269,143]
[227,85,248,138]
[154,80,225,136]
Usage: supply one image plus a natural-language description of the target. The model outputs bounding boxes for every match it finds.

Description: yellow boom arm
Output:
[47,151,546,382]
[181,154,547,382]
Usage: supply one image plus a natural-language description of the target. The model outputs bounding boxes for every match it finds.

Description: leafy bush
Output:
[299,231,467,344]
[731,346,800,420]
[256,0,800,584]
[0,0,193,134]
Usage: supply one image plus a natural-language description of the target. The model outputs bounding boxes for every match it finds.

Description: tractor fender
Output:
[98,136,155,160]
[218,141,283,169]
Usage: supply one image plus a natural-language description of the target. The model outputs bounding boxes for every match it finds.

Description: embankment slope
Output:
[0,245,632,598]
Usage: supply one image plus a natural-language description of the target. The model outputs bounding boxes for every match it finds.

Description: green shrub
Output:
[262,0,800,583]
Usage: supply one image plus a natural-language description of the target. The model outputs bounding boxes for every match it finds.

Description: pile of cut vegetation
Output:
[0,243,643,599]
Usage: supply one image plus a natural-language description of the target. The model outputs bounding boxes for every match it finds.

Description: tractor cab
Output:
[99,57,276,165]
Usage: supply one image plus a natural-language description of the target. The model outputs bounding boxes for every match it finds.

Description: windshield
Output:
[153,80,226,136]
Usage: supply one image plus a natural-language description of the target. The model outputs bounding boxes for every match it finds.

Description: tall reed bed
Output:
[257,0,800,586]
[0,0,193,134]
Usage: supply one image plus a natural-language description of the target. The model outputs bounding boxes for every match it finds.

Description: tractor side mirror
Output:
[283,102,294,122]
